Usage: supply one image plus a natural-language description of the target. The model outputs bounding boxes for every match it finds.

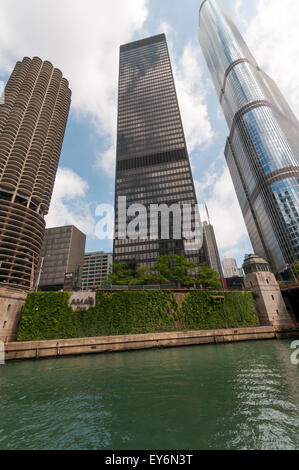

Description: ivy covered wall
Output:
[17,290,259,341]
[181,291,259,330]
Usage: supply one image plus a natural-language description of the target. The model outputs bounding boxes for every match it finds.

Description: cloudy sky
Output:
[0,0,298,268]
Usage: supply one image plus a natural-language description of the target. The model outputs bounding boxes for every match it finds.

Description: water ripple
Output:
[0,339,298,450]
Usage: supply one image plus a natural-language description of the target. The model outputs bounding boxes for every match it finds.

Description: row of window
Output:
[118,126,183,141]
[118,128,183,143]
[116,194,196,206]
[118,97,177,112]
[120,56,169,71]
[123,185,194,202]
[116,159,189,180]
[118,106,180,120]
[119,62,171,79]
[120,43,168,59]
[117,175,193,195]
[117,160,189,178]
[119,80,175,97]
[118,116,181,132]
[118,101,179,118]
[118,138,184,155]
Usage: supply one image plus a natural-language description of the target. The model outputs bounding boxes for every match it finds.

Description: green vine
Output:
[180,291,259,330]
[17,290,259,341]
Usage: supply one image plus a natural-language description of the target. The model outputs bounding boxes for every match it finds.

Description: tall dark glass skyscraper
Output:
[114,34,204,270]
[199,0,299,274]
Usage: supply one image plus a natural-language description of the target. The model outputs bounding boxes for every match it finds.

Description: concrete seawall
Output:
[4,326,290,361]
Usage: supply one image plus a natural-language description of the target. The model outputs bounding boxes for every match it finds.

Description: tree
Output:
[196,264,222,289]
[107,263,161,287]
[107,262,134,286]
[135,264,161,285]
[135,264,151,281]
[153,254,197,289]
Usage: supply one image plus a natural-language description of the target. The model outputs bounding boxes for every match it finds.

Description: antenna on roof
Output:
[205,203,211,225]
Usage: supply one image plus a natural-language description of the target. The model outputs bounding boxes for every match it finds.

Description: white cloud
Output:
[158,21,173,38]
[223,247,243,259]
[245,0,299,119]
[45,168,95,236]
[0,80,4,104]
[0,0,149,175]
[195,164,251,256]
[172,42,214,153]
[234,0,243,12]
[96,145,116,179]
[233,0,247,26]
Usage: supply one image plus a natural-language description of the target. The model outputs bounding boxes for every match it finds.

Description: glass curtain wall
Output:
[199,0,299,273]
[114,34,204,271]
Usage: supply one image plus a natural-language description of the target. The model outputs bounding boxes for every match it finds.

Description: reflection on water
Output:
[0,340,298,450]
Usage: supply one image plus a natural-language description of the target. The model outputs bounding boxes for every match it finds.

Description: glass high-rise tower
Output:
[114,34,204,270]
[199,0,299,274]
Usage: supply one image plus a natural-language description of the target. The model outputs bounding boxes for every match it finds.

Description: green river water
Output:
[0,339,298,450]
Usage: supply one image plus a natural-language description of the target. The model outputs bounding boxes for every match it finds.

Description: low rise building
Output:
[82,252,113,290]
[37,225,86,291]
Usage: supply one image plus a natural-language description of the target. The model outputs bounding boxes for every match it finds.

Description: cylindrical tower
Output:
[243,254,295,328]
[0,57,71,290]
[199,0,299,274]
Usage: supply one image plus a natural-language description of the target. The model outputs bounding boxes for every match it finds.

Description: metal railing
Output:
[97,284,214,291]
[99,284,177,291]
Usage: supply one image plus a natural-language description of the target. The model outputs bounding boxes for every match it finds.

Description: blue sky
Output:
[0,0,298,269]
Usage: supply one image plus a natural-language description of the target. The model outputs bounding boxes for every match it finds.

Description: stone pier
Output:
[0,287,27,343]
[243,254,295,329]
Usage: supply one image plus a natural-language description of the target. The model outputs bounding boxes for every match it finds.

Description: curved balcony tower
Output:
[199,0,299,274]
[0,57,71,290]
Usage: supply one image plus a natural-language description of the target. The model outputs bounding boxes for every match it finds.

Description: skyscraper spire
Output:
[205,203,211,225]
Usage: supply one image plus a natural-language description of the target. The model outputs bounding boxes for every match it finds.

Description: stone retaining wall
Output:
[4,326,281,361]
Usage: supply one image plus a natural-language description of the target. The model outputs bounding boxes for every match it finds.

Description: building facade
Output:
[114,34,204,270]
[0,57,71,290]
[202,221,223,277]
[222,256,241,278]
[199,0,299,274]
[82,252,113,290]
[37,225,86,291]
